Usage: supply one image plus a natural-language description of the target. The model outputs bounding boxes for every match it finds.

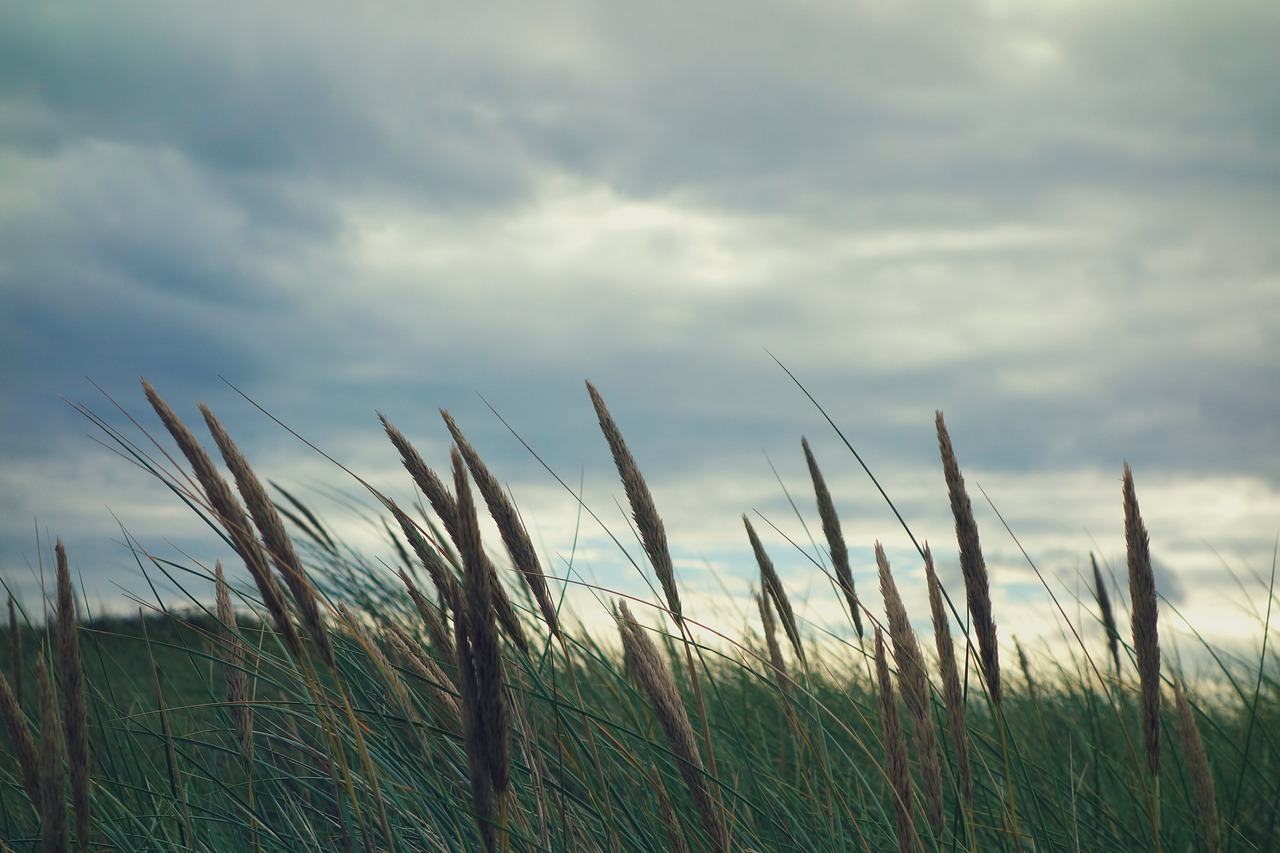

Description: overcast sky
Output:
[3,1,1278,664]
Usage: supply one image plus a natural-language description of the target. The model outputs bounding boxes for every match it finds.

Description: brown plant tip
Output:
[756,591,794,700]
[379,413,461,541]
[877,542,943,839]
[380,418,527,652]
[453,450,512,797]
[215,563,254,766]
[386,622,462,725]
[802,437,863,640]
[387,498,461,617]
[1173,679,1220,853]
[55,540,90,852]
[37,656,68,853]
[1091,553,1122,675]
[202,404,336,670]
[875,627,917,853]
[744,516,805,666]
[588,381,683,625]
[142,380,303,661]
[616,601,729,853]
[1124,463,1161,780]
[936,411,1001,706]
[7,595,22,707]
[924,545,971,810]
[338,604,421,728]
[398,568,457,666]
[0,666,40,812]
[442,409,561,638]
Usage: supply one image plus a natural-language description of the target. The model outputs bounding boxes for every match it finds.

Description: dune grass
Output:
[1,379,1277,852]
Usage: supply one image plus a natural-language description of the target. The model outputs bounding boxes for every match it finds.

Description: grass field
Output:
[2,379,1276,852]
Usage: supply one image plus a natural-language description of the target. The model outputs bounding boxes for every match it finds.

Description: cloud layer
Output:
[3,1,1277,658]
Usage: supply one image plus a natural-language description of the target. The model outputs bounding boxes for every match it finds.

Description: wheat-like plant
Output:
[37,655,68,853]
[54,540,89,853]
[616,600,729,853]
[936,411,1001,707]
[1123,463,1161,784]
[802,436,863,640]
[203,404,336,669]
[875,626,918,853]
[877,542,943,839]
[745,515,805,666]
[442,409,561,638]
[1173,678,1219,853]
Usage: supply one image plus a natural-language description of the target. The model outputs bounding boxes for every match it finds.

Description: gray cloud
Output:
[2,1,1276,657]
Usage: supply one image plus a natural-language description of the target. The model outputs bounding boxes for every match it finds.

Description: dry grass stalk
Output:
[744,516,805,666]
[398,568,457,665]
[381,413,462,536]
[652,764,692,853]
[215,563,254,766]
[453,600,498,853]
[442,409,561,639]
[1091,553,1122,675]
[202,405,336,670]
[55,540,89,853]
[142,381,304,661]
[587,381,683,625]
[936,411,1001,706]
[386,622,462,725]
[756,591,794,700]
[381,416,528,652]
[37,656,69,853]
[337,605,422,729]
[802,437,863,640]
[387,498,461,617]
[874,627,918,853]
[616,601,729,853]
[877,543,944,840]
[924,545,972,811]
[7,595,22,707]
[452,450,512,851]
[1014,637,1039,704]
[1124,463,1161,781]
[1173,679,1220,853]
[0,665,40,812]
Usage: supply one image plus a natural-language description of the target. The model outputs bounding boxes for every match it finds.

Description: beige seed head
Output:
[1091,553,1122,675]
[924,545,971,810]
[215,563,254,767]
[1173,679,1219,853]
[442,409,561,638]
[55,541,89,853]
[936,411,1001,706]
[616,601,729,852]
[877,543,943,839]
[802,437,863,640]
[588,381,683,625]
[142,381,303,661]
[1124,463,1161,780]
[202,404,335,670]
[453,450,511,797]
[0,665,39,812]
[744,516,805,666]
[875,627,917,853]
[37,656,68,853]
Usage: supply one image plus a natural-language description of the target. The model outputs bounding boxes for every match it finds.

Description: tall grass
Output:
[1,379,1276,852]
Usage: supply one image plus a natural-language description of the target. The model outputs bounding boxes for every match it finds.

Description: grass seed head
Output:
[802,437,863,640]
[936,410,1001,706]
[588,381,683,626]
[1124,463,1161,780]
